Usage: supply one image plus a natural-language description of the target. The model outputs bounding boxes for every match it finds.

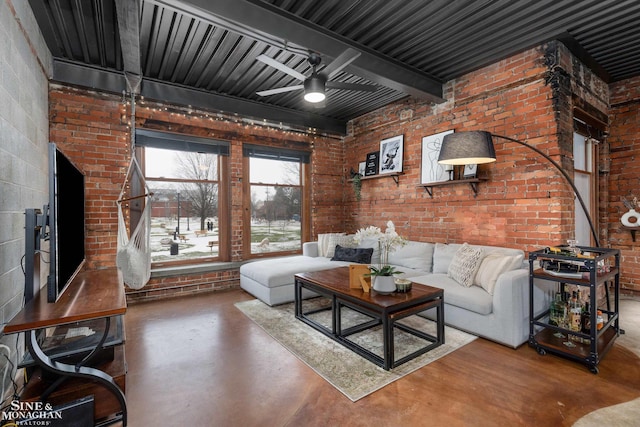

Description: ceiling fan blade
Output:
[256,85,304,97]
[256,54,306,81]
[322,48,361,78]
[326,81,377,92]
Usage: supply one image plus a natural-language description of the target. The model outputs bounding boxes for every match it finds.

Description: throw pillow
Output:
[317,233,345,257]
[433,243,462,273]
[388,242,435,272]
[331,245,374,264]
[474,253,524,295]
[326,234,356,258]
[448,243,485,287]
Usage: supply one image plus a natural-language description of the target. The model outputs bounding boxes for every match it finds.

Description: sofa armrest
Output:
[303,242,320,257]
[491,268,555,346]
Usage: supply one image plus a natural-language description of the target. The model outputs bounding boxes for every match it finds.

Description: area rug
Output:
[235,298,476,401]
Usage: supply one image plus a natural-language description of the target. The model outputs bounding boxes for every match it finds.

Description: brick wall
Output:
[609,75,640,294]
[48,87,345,301]
[344,45,573,249]
[48,42,639,298]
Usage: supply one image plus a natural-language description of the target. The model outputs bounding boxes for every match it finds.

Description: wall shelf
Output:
[351,172,403,186]
[623,225,639,242]
[418,178,486,198]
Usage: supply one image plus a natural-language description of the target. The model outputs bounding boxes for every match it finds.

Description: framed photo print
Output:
[421,130,453,184]
[463,163,478,178]
[379,135,403,175]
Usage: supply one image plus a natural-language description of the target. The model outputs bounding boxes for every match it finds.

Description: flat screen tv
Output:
[47,143,86,302]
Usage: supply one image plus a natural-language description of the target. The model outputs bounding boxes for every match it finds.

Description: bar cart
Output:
[528,246,621,374]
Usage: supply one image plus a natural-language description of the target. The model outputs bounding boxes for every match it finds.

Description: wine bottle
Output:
[581,301,591,334]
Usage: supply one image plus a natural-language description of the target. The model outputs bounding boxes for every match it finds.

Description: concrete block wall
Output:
[0,0,52,400]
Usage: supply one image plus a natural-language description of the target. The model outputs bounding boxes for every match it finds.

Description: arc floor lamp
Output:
[437,131,599,247]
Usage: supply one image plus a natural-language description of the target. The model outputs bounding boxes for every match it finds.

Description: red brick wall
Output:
[609,76,640,294]
[48,85,345,301]
[344,46,574,250]
[49,87,130,271]
[48,41,639,299]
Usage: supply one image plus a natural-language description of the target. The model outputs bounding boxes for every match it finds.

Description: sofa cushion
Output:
[356,237,381,265]
[325,234,356,258]
[318,233,345,257]
[330,245,373,264]
[432,243,462,273]
[413,273,493,315]
[447,243,485,287]
[240,256,348,288]
[388,241,434,272]
[474,252,524,294]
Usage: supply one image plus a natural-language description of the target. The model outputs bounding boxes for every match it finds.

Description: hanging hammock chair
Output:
[116,157,153,289]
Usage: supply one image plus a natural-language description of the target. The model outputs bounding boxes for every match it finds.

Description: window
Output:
[135,130,229,265]
[573,132,596,246]
[243,144,310,256]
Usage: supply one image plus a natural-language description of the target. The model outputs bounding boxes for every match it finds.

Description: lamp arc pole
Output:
[492,134,600,247]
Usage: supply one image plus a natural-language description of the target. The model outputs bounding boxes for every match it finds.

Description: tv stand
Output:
[4,268,127,426]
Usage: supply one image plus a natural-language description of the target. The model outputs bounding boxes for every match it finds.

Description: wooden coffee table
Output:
[294,267,444,370]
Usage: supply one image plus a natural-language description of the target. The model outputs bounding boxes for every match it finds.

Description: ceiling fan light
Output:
[304,75,326,103]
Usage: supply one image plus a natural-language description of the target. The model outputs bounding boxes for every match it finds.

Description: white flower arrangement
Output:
[354,221,407,276]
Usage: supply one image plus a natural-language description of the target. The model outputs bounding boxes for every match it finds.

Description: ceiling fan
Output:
[256,48,377,104]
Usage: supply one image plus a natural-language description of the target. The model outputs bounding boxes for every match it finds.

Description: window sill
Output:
[150,261,246,278]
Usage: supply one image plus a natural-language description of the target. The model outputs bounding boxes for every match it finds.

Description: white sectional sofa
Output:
[239,236,551,348]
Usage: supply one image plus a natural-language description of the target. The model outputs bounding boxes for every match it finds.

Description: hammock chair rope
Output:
[116,86,152,289]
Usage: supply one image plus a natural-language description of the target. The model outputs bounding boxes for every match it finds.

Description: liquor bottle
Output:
[569,291,582,340]
[581,302,591,334]
[550,292,565,326]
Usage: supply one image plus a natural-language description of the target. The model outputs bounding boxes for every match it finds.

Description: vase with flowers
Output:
[354,221,407,294]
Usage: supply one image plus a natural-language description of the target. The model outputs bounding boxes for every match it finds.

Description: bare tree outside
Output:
[249,157,302,254]
[142,146,222,263]
[174,152,219,231]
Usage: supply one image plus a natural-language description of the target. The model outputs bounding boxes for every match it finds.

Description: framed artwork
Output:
[421,130,454,184]
[358,161,366,176]
[379,135,404,174]
[364,151,379,176]
[463,163,478,178]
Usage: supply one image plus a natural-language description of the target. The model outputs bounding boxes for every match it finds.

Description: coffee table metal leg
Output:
[333,295,339,336]
[294,279,301,319]
[383,315,393,370]
[438,300,445,345]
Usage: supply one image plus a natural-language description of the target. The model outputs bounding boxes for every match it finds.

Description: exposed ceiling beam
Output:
[115,0,142,93]
[51,60,347,135]
[151,0,444,103]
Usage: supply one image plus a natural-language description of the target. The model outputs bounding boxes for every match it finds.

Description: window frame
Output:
[134,129,231,267]
[242,144,311,259]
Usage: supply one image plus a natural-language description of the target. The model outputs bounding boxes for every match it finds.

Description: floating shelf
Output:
[351,172,403,186]
[418,178,486,198]
[623,225,640,242]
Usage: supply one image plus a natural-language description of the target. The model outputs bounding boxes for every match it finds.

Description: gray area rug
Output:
[235,298,476,401]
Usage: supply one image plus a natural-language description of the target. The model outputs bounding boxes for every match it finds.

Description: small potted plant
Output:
[354,221,406,293]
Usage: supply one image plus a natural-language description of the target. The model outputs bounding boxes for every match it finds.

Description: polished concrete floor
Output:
[123,290,640,426]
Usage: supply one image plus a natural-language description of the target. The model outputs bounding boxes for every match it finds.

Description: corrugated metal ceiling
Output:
[29,0,640,134]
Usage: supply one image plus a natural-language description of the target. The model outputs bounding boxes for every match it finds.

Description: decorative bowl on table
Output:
[394,278,412,293]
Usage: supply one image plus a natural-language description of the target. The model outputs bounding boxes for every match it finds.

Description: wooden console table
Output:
[4,268,127,426]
